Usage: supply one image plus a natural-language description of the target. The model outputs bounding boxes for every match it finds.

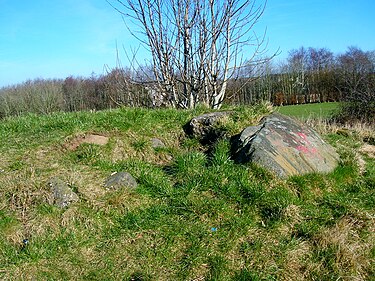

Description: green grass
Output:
[0,104,374,280]
[277,102,339,119]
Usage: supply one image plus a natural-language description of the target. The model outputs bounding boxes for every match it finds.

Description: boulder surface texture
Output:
[232,112,339,178]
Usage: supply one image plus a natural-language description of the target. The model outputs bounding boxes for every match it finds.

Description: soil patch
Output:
[65,134,109,150]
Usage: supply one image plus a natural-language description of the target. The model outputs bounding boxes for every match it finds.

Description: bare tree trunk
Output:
[108,0,273,109]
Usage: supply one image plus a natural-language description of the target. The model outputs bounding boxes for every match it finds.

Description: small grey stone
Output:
[151,138,166,149]
[49,177,79,208]
[104,172,138,190]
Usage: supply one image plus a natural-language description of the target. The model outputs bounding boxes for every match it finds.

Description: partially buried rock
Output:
[104,172,138,190]
[49,177,79,208]
[151,138,166,149]
[184,111,232,144]
[232,112,339,178]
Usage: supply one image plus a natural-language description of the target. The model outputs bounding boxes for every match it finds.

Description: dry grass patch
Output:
[281,240,312,281]
[1,169,50,217]
[359,144,375,159]
[226,228,287,276]
[312,215,374,280]
[305,118,375,140]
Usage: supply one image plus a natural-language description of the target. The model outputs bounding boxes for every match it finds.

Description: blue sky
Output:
[0,0,374,87]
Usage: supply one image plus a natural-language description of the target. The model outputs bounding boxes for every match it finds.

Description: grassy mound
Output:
[0,104,374,280]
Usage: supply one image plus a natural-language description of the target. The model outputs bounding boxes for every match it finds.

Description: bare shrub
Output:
[0,79,64,117]
[335,47,375,123]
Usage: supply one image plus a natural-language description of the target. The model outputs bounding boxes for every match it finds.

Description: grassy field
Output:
[277,102,339,120]
[0,104,374,280]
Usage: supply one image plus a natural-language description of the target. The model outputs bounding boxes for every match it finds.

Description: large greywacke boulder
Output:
[184,111,232,144]
[104,172,138,190]
[232,112,339,178]
[49,177,79,208]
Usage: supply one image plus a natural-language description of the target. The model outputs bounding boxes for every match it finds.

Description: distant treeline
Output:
[1,46,374,121]
[0,70,153,117]
[228,46,374,108]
